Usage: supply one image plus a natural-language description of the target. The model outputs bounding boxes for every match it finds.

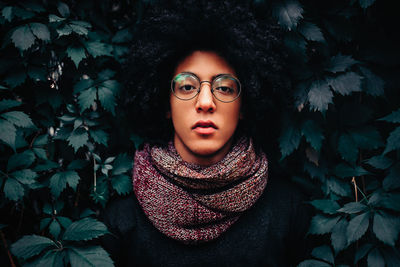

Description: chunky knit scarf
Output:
[132,137,268,244]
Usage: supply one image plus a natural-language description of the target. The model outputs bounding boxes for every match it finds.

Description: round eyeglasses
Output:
[171,72,241,103]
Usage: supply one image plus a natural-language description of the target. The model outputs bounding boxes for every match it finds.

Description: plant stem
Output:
[0,230,17,267]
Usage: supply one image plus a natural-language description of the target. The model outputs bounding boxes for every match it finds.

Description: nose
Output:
[195,82,216,113]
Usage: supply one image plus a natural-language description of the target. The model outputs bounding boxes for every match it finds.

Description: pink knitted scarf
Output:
[132,137,268,243]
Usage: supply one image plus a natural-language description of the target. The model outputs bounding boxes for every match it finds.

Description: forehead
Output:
[174,50,236,77]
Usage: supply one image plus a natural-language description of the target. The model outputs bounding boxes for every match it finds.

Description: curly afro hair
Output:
[122,0,290,150]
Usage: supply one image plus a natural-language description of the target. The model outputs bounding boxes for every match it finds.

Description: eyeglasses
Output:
[171,72,241,103]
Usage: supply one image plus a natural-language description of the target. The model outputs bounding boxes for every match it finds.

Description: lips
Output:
[192,120,217,135]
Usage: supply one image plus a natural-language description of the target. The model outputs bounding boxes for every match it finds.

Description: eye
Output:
[214,86,235,94]
[179,85,196,92]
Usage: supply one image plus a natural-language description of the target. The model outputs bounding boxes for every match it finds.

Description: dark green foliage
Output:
[0,0,399,266]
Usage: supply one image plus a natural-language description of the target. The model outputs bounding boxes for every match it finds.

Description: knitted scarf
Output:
[132,137,268,244]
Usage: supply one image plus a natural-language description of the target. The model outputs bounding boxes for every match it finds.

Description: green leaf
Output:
[130,134,144,150]
[331,218,349,253]
[310,199,340,214]
[368,248,384,267]
[111,175,132,195]
[307,80,333,112]
[279,124,301,159]
[4,72,27,88]
[327,72,362,96]
[40,218,51,230]
[74,79,94,94]
[381,247,400,267]
[67,128,89,152]
[90,129,108,146]
[379,108,400,123]
[49,14,65,22]
[62,217,108,241]
[26,250,64,267]
[7,150,36,171]
[4,178,24,201]
[29,23,50,42]
[383,127,400,154]
[301,120,324,151]
[78,87,97,112]
[373,212,400,246]
[112,153,132,175]
[67,46,86,68]
[2,6,13,22]
[57,25,73,37]
[338,133,358,163]
[33,148,47,160]
[354,243,374,264]
[97,86,116,115]
[273,0,303,31]
[365,155,393,169]
[359,66,384,96]
[85,41,113,58]
[309,214,340,235]
[11,235,55,260]
[1,111,34,128]
[383,163,400,191]
[334,163,369,178]
[0,99,21,112]
[312,245,334,264]
[112,28,133,43]
[67,160,87,170]
[327,177,351,197]
[57,2,70,17]
[325,53,358,73]
[49,171,80,198]
[49,219,61,239]
[11,169,37,184]
[11,25,35,50]
[338,202,368,214]
[68,246,113,267]
[347,212,370,245]
[298,22,324,42]
[351,127,384,150]
[359,0,376,9]
[379,193,400,212]
[298,259,331,267]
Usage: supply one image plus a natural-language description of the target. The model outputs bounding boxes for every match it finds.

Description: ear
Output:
[166,111,171,119]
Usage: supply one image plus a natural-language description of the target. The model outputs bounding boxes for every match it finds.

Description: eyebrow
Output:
[182,71,233,80]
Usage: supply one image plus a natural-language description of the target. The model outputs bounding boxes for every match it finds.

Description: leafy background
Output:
[0,0,399,266]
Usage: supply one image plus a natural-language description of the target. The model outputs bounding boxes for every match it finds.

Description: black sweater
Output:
[102,176,311,267]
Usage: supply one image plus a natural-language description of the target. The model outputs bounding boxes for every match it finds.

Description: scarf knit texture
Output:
[132,137,268,244]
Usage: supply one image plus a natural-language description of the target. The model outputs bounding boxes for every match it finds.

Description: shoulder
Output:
[102,194,137,234]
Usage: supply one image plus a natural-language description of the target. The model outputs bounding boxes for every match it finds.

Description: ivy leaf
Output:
[62,217,108,241]
[57,2,70,17]
[67,46,86,68]
[11,169,37,184]
[379,108,400,123]
[4,178,24,201]
[309,199,340,215]
[68,246,113,267]
[49,219,61,239]
[78,87,97,112]
[331,218,349,253]
[4,72,27,88]
[311,245,334,264]
[327,72,362,96]
[49,171,80,198]
[0,99,21,112]
[0,119,16,149]
[111,174,132,195]
[74,79,94,94]
[327,177,351,197]
[307,80,333,112]
[351,127,384,150]
[304,161,327,180]
[112,153,132,175]
[325,53,358,73]
[84,41,112,58]
[67,128,89,152]
[359,66,384,96]
[338,133,358,163]
[7,150,36,171]
[30,23,50,42]
[383,163,400,192]
[383,127,400,154]
[373,212,400,246]
[11,235,55,260]
[67,159,87,170]
[309,214,340,235]
[338,202,368,214]
[11,25,35,50]
[2,6,13,22]
[368,248,385,267]
[298,22,324,42]
[49,14,65,22]
[301,120,324,151]
[359,0,376,9]
[279,124,301,159]
[354,243,374,264]
[334,163,369,178]
[273,0,303,31]
[1,111,34,128]
[89,129,108,146]
[365,155,393,169]
[97,86,116,115]
[298,260,331,267]
[347,212,370,245]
